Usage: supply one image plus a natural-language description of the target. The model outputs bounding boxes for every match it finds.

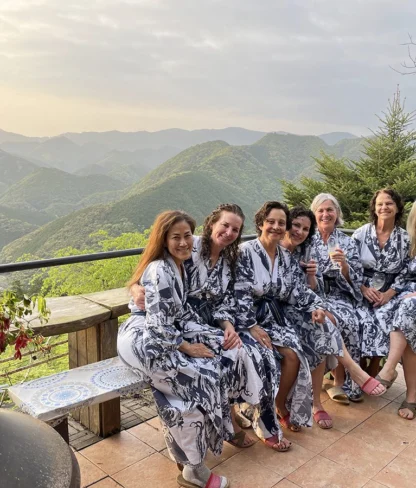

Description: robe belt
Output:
[323,275,337,294]
[132,310,146,316]
[362,269,398,292]
[254,294,286,328]
[187,295,215,326]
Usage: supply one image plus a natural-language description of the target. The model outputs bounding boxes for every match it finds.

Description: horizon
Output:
[1,1,415,137]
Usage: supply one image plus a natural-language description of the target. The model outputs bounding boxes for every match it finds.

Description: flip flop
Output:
[313,410,333,429]
[398,400,416,420]
[177,472,230,488]
[325,385,350,405]
[360,377,386,396]
[279,413,301,432]
[227,429,256,448]
[375,370,398,390]
[262,434,291,452]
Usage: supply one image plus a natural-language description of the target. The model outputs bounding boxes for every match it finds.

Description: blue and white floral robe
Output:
[235,238,316,428]
[290,245,344,370]
[392,257,416,354]
[353,224,410,357]
[311,229,363,396]
[117,255,263,466]
[186,236,283,441]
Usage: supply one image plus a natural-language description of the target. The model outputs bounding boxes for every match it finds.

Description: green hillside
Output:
[0,167,126,217]
[0,149,39,192]
[0,134,365,261]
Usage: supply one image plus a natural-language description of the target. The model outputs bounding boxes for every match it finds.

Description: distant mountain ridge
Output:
[0,133,365,261]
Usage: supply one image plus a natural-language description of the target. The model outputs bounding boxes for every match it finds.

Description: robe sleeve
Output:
[287,256,325,312]
[234,247,257,329]
[142,263,184,358]
[212,280,237,325]
[390,233,411,293]
[335,233,363,301]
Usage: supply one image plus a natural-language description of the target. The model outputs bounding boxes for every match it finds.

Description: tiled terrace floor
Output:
[74,366,416,488]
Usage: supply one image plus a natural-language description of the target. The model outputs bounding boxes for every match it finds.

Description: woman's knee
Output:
[279,347,300,366]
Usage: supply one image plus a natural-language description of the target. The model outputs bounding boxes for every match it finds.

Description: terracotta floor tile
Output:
[398,443,416,462]
[205,441,241,469]
[371,403,416,441]
[272,480,300,488]
[320,433,396,478]
[127,422,166,451]
[146,416,162,429]
[112,452,178,488]
[75,452,107,487]
[392,392,406,404]
[363,482,388,488]
[212,451,283,488]
[381,382,407,401]
[373,456,416,488]
[284,424,345,454]
[319,399,376,434]
[348,417,409,455]
[287,455,369,488]
[238,438,315,477]
[81,431,155,475]
[88,478,122,488]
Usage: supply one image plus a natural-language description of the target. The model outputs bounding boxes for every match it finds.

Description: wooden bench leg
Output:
[68,318,120,437]
[52,417,69,444]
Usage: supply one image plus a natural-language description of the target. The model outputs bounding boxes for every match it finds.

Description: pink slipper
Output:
[313,410,333,429]
[262,435,291,452]
[361,377,386,396]
[177,472,230,488]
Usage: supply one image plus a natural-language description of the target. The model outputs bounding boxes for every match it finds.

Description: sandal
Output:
[262,434,291,452]
[234,409,252,429]
[348,392,364,403]
[398,400,416,420]
[375,370,398,390]
[227,429,256,448]
[279,413,301,432]
[313,410,333,429]
[177,472,230,488]
[360,377,386,396]
[325,385,350,405]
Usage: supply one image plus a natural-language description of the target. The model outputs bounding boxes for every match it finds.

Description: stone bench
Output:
[8,356,146,443]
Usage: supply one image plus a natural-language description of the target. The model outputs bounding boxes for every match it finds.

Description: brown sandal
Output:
[262,435,291,452]
[398,400,416,420]
[227,430,256,448]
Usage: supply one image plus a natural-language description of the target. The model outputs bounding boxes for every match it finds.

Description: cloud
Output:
[0,0,415,136]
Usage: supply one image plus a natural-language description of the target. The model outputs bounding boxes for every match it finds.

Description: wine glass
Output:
[371,272,385,291]
[327,236,341,271]
[300,246,311,270]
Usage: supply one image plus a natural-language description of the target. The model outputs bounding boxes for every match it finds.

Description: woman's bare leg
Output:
[275,347,300,429]
[378,330,407,382]
[312,361,332,428]
[399,345,416,420]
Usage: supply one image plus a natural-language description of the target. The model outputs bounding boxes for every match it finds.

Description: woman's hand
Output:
[361,285,382,304]
[373,288,396,307]
[311,309,326,324]
[131,284,146,310]
[303,259,317,276]
[222,323,242,350]
[179,341,215,358]
[249,324,272,349]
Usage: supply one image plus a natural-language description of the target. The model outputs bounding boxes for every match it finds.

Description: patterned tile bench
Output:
[8,356,146,443]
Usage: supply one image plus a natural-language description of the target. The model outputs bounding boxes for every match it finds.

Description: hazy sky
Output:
[1,0,416,137]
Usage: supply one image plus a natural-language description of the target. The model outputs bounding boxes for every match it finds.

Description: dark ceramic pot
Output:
[0,409,80,488]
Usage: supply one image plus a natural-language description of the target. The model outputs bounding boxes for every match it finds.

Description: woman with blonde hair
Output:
[378,201,416,419]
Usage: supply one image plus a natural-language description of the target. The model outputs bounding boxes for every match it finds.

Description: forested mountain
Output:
[0,134,364,261]
[318,132,358,145]
[0,149,39,194]
[0,168,125,217]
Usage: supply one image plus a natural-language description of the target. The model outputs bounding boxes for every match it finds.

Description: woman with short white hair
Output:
[310,193,385,403]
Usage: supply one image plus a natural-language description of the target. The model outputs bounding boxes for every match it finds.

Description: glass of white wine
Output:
[371,272,385,291]
[327,236,341,271]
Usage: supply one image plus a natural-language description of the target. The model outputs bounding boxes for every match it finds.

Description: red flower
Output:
[0,315,10,331]
[0,331,6,354]
[14,332,31,360]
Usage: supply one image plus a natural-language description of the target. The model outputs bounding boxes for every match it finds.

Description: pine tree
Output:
[282,88,416,227]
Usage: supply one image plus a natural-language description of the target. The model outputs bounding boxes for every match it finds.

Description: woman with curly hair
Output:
[353,188,410,383]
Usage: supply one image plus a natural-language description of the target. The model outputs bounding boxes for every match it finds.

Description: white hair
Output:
[310,193,344,227]
[407,201,416,258]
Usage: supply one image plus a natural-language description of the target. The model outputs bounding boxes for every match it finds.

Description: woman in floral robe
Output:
[310,193,385,402]
[235,201,329,432]
[378,201,416,420]
[353,189,410,378]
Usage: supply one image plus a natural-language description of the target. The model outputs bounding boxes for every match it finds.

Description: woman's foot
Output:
[276,406,301,432]
[348,366,386,396]
[313,404,333,429]
[178,464,229,488]
[263,435,291,452]
[398,400,416,420]
[377,366,399,389]
[227,429,256,448]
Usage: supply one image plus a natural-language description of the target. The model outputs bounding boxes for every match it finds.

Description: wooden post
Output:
[68,318,120,437]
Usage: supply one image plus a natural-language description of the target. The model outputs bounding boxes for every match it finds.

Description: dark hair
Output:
[201,203,245,276]
[128,210,196,287]
[369,188,404,226]
[254,201,290,236]
[289,206,316,244]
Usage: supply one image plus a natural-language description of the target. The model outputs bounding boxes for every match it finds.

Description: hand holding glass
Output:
[327,236,341,271]
[371,272,385,291]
